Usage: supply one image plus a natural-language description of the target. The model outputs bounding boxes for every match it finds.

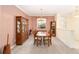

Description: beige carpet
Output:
[12,35,79,54]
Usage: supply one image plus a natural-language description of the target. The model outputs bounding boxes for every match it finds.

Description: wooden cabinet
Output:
[50,21,56,37]
[16,16,28,45]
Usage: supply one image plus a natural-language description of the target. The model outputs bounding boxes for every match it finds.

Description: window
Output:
[37,18,46,29]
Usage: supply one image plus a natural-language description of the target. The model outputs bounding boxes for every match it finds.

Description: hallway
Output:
[12,35,79,54]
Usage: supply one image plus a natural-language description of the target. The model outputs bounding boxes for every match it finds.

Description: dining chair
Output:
[48,31,52,45]
[33,30,37,44]
[34,33,37,45]
[34,35,42,46]
[33,31,42,46]
[43,32,52,46]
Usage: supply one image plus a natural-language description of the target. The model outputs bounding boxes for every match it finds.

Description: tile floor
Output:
[12,35,79,54]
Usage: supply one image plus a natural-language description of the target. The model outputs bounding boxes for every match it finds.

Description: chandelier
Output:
[40,8,43,18]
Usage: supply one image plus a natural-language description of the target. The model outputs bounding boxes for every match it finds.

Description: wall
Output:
[56,13,79,49]
[66,15,79,49]
[0,5,29,53]
[56,14,76,48]
[56,14,67,29]
[57,29,76,48]
[29,16,55,31]
[0,6,2,53]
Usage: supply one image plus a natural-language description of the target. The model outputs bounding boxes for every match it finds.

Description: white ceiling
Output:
[16,5,76,16]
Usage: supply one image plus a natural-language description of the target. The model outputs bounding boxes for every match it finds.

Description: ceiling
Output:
[16,5,77,16]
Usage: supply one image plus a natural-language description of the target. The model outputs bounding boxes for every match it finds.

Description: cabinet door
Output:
[22,19,26,33]
[17,20,21,33]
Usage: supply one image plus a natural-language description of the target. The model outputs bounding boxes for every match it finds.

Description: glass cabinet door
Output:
[17,21,21,33]
[22,19,26,32]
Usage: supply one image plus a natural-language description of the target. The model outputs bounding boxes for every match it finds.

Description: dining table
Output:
[36,31,52,46]
[36,31,50,37]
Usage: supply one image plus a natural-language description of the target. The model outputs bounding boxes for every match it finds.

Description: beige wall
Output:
[56,14,67,29]
[56,14,76,48]
[66,15,79,40]
[0,5,29,53]
[29,16,55,31]
[65,15,79,48]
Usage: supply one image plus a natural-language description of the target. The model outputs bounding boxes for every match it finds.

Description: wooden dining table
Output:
[36,31,52,46]
[36,31,50,37]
